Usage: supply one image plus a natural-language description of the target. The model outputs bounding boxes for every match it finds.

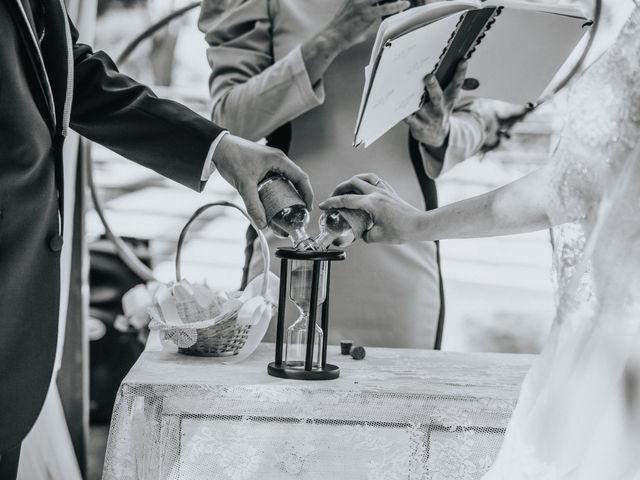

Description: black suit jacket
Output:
[0,0,224,452]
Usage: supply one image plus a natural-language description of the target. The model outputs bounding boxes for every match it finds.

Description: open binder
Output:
[354,0,592,148]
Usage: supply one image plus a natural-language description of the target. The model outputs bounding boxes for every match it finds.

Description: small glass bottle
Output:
[258,174,314,249]
[312,208,373,250]
[285,260,327,369]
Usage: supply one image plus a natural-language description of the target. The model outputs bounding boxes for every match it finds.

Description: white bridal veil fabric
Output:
[483,4,640,479]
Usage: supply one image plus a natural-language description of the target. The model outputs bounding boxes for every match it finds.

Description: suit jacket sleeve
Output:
[68,21,223,192]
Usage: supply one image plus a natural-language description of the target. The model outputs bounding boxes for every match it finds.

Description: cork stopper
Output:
[350,346,366,360]
[340,340,353,355]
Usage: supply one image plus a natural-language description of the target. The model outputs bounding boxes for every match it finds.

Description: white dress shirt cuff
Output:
[201,131,229,181]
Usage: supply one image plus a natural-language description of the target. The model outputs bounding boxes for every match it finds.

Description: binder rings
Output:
[354,0,592,148]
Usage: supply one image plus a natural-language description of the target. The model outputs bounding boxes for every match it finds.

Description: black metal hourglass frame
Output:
[268,247,345,380]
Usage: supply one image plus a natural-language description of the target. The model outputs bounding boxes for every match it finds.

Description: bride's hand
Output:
[319,173,425,244]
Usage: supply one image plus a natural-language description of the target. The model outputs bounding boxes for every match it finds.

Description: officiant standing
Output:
[0,1,312,477]
[199,0,501,348]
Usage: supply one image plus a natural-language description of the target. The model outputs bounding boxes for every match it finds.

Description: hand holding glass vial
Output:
[312,208,373,250]
[258,174,314,250]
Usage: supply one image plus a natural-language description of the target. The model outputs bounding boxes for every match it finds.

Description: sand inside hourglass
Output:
[286,261,326,368]
[289,261,327,310]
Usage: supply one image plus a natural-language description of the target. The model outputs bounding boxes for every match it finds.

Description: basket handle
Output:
[175,201,271,297]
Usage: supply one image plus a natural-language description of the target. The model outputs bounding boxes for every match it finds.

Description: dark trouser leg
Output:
[0,443,21,480]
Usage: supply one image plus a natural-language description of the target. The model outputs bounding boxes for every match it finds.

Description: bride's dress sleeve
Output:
[482,7,640,480]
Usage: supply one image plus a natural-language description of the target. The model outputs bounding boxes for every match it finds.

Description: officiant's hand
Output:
[405,61,468,147]
[326,0,411,50]
[302,1,410,85]
[320,173,424,244]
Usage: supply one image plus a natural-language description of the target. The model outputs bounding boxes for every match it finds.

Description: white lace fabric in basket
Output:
[102,345,532,480]
[148,272,278,351]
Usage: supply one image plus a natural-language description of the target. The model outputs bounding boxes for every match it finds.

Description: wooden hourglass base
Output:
[268,362,340,380]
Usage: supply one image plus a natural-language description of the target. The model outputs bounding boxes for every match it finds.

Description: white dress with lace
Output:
[482,4,640,479]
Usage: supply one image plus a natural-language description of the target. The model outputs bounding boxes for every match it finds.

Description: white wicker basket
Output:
[149,201,276,357]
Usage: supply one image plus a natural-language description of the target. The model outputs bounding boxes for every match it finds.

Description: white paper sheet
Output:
[369,0,479,65]
[356,14,462,147]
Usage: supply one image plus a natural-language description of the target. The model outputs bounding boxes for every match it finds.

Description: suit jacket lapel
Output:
[11,0,57,129]
[41,0,74,136]
[39,0,71,230]
[19,0,38,36]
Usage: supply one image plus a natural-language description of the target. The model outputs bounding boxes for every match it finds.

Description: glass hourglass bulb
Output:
[258,175,314,250]
[312,208,373,250]
[285,260,327,368]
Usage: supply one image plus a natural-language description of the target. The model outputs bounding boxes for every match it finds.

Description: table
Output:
[102,344,532,480]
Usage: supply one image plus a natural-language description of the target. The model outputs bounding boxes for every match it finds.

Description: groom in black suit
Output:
[0,1,312,477]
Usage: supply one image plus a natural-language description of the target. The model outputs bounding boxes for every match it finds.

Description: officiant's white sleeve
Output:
[419,101,497,179]
[198,0,325,142]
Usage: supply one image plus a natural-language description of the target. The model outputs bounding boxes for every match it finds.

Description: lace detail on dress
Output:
[482,7,640,479]
[547,5,640,301]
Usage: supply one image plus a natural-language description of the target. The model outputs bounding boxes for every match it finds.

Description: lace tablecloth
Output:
[103,344,533,480]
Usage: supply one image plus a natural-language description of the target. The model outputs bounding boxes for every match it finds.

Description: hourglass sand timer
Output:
[268,248,345,380]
